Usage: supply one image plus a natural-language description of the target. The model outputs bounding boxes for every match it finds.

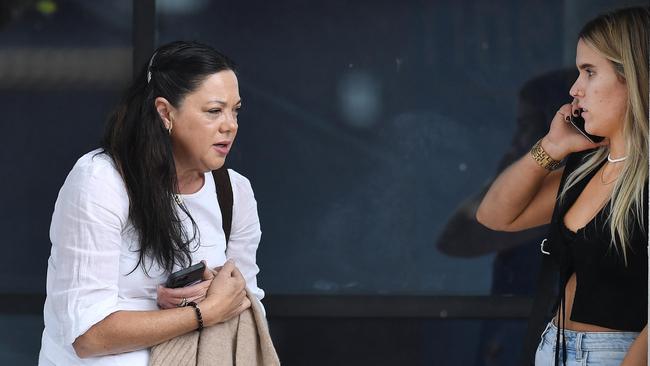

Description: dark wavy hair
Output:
[100,41,237,274]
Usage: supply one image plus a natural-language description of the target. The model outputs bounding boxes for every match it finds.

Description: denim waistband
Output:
[542,321,639,351]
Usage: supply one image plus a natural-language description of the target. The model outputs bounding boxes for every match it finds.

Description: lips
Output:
[212,141,231,155]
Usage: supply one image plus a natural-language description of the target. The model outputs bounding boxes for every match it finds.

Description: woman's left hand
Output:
[156,261,217,309]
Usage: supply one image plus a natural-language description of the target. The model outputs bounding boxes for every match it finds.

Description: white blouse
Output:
[39,150,264,366]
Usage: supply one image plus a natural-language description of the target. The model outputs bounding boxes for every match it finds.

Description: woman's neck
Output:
[607,131,626,160]
[175,164,205,194]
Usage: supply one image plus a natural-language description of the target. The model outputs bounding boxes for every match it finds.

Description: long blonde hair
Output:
[559,7,649,264]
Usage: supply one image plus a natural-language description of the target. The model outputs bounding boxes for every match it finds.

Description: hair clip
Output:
[146,51,158,84]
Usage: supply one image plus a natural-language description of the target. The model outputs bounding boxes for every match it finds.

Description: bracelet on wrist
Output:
[530,139,561,171]
[186,301,204,331]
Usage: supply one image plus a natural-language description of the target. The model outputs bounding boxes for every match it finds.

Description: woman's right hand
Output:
[541,102,608,160]
[201,260,251,326]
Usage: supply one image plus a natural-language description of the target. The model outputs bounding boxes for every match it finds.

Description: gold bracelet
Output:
[530,139,560,171]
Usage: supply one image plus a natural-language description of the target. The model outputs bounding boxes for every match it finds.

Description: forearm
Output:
[621,326,647,366]
[73,260,248,359]
[476,151,553,231]
[73,306,203,358]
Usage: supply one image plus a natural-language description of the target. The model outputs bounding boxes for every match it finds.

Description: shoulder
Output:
[65,149,126,191]
[56,149,129,221]
[226,169,255,197]
[223,169,260,232]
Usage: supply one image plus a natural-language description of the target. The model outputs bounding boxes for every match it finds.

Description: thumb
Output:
[201,260,214,280]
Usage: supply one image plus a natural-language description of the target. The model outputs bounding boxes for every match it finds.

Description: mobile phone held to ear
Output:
[570,109,605,143]
[165,262,206,288]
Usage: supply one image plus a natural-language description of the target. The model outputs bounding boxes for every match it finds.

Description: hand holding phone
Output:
[569,108,605,143]
[165,262,206,288]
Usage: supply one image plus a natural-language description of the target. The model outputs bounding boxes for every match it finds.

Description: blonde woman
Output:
[477,7,648,366]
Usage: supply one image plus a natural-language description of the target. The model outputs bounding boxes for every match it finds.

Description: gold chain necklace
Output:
[600,163,620,185]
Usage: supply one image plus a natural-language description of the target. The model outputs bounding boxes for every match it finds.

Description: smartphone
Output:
[165,262,205,288]
[570,109,605,143]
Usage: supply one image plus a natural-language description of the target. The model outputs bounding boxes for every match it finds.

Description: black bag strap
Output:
[212,167,233,245]
[520,251,558,365]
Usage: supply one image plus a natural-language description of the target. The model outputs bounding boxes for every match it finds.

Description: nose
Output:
[219,112,238,134]
[569,78,583,98]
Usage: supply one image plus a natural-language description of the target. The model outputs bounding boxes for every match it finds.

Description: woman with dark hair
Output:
[38,41,264,365]
[477,7,648,366]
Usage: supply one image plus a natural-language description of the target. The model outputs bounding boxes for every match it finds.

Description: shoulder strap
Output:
[212,167,233,245]
[520,253,558,365]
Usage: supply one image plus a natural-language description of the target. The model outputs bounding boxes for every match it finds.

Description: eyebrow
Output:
[577,63,596,70]
[207,99,242,105]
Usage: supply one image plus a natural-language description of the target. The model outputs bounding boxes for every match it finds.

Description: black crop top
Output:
[544,150,648,332]
[542,150,648,365]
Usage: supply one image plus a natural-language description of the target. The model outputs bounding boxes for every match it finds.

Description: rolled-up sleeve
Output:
[46,155,129,345]
[226,170,265,304]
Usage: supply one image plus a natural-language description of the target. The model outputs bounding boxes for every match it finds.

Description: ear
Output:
[154,97,175,130]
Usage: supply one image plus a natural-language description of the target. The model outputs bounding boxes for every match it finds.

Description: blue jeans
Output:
[535,322,639,365]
